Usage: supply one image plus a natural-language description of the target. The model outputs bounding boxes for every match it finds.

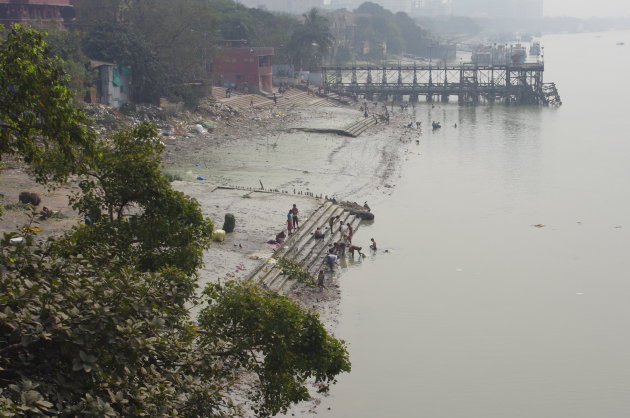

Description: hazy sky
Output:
[544,0,630,18]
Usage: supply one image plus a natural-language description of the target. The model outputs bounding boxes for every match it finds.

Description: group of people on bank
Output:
[272,203,378,287]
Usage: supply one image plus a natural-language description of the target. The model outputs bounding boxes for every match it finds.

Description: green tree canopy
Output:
[58,123,213,276]
[80,0,220,105]
[0,24,94,183]
[200,281,351,417]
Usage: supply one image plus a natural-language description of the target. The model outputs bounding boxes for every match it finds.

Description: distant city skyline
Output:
[544,0,630,18]
[239,0,630,19]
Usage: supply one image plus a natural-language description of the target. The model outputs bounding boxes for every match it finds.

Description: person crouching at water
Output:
[313,227,325,239]
[349,245,364,257]
[287,210,294,234]
[370,238,377,251]
[325,252,338,271]
[275,231,286,243]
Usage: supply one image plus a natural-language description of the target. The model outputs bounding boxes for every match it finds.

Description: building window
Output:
[258,56,270,67]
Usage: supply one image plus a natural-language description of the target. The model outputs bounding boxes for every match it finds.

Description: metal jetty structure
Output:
[321,63,562,106]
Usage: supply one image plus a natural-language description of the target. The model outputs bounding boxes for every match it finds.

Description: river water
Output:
[309,30,630,418]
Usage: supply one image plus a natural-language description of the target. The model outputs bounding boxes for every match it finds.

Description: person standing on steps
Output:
[328,215,337,232]
[340,221,348,237]
[287,210,294,234]
[291,204,299,230]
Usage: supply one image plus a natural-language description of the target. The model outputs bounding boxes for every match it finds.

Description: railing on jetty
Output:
[322,63,562,106]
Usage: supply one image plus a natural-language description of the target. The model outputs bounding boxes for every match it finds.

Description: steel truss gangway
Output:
[321,63,561,106]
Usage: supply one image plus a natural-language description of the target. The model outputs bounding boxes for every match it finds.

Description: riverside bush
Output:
[222,213,235,233]
[277,257,315,285]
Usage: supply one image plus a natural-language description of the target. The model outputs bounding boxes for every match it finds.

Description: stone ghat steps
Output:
[248,201,363,295]
[265,207,351,292]
[247,201,334,284]
[342,116,378,137]
[273,211,363,295]
[213,88,337,110]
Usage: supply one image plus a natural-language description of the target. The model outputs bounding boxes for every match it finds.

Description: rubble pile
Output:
[82,104,130,132]
[196,99,239,121]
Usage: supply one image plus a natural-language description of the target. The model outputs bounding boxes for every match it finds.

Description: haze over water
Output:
[316,30,630,417]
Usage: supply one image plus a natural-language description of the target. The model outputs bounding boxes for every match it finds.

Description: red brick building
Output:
[213,40,274,94]
[0,0,74,27]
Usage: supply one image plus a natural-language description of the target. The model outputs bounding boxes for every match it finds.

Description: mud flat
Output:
[168,100,422,415]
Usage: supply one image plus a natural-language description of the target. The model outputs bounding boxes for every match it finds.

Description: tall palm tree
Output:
[289,8,334,70]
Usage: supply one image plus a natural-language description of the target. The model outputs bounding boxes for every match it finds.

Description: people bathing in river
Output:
[291,204,299,229]
[370,238,377,251]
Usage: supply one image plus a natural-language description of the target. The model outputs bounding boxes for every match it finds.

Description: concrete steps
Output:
[274,210,363,295]
[249,200,363,295]
[249,201,332,284]
[212,87,337,110]
[342,116,378,137]
[266,206,348,291]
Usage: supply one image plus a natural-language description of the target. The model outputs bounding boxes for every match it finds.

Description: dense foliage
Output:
[0,236,219,416]
[79,0,221,105]
[200,281,350,416]
[0,24,94,183]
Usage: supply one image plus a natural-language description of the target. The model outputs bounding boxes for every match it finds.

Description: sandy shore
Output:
[166,99,422,415]
[167,99,419,296]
